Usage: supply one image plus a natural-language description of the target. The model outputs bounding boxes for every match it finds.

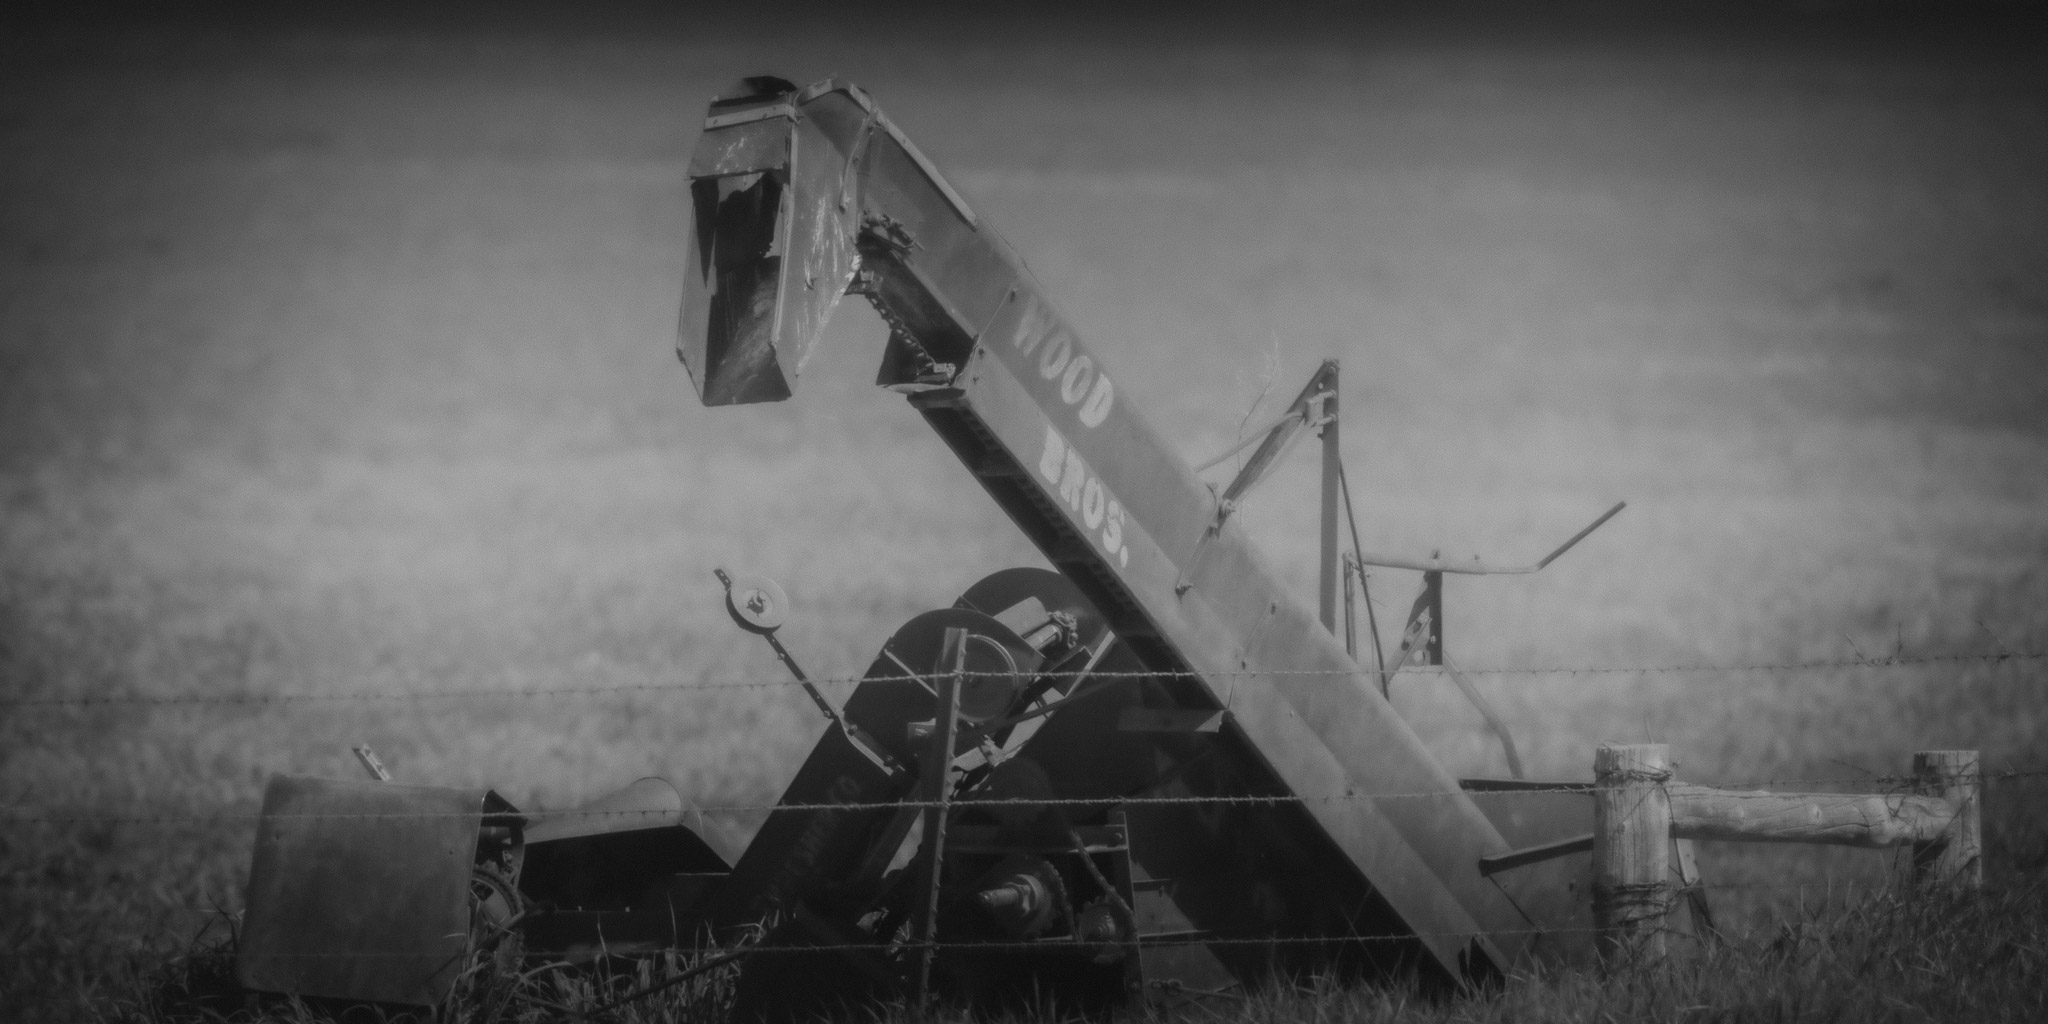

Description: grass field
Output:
[3,4,2045,1020]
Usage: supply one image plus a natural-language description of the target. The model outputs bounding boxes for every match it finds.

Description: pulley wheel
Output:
[955,633,1023,724]
[846,607,1040,766]
[725,575,788,634]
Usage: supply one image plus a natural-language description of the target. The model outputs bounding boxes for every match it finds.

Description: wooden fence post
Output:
[1593,743,1673,965]
[1912,750,1981,891]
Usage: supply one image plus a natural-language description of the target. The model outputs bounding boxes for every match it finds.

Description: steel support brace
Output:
[914,628,966,1005]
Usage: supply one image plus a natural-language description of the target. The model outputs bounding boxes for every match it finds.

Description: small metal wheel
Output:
[724,575,789,634]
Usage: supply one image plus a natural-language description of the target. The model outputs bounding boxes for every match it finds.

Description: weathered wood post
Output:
[1593,743,1673,965]
[1912,750,1982,890]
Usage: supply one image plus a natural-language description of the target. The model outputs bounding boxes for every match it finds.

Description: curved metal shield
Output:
[237,775,520,1006]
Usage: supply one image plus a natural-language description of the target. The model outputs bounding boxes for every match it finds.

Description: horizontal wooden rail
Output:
[1592,744,1980,968]
[1667,786,1955,848]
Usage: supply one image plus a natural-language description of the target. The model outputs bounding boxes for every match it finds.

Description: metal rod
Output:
[1336,457,1386,681]
[762,630,844,726]
[1478,833,1594,877]
[715,567,845,726]
[1342,556,1357,658]
[1441,652,1523,780]
[1205,363,1337,507]
[915,627,966,1008]
[1066,824,1138,953]
[1534,501,1627,570]
[1424,570,1444,667]
[1352,501,1627,576]
[881,647,936,694]
[1192,402,1312,473]
[1318,362,1340,634]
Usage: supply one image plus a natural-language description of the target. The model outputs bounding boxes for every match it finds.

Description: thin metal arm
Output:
[1534,500,1628,570]
[1192,395,1328,474]
[1354,501,1627,575]
[1336,457,1385,681]
[1441,653,1524,780]
[715,567,843,725]
[762,632,843,725]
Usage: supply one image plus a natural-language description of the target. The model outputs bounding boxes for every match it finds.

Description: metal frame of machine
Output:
[235,75,1674,1019]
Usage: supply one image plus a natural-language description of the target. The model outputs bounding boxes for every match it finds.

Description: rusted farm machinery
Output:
[235,76,1663,1019]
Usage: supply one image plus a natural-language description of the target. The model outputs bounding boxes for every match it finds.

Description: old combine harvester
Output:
[236,76,1654,1018]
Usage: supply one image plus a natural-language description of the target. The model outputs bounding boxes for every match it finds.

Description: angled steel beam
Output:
[678,76,1568,982]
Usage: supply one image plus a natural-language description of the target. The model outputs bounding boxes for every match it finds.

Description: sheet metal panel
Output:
[687,120,792,179]
[238,776,489,1006]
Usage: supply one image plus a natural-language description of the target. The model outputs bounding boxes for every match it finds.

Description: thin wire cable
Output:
[6,769,2041,827]
[5,651,2039,709]
[1335,455,1386,680]
[96,878,1927,922]
[0,882,2002,966]
[0,925,1595,961]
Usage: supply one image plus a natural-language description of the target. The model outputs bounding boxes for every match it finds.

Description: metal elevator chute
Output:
[676,75,1596,988]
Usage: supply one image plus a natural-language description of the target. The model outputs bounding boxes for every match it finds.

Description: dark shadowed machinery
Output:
[235,76,1687,1019]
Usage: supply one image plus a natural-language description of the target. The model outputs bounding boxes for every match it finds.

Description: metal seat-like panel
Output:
[238,776,504,1006]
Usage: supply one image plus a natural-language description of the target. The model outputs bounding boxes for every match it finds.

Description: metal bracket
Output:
[351,744,391,782]
[1172,484,1232,597]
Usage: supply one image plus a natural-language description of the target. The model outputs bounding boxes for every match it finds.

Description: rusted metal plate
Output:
[686,120,791,179]
[678,168,791,404]
[238,776,497,1006]
[678,86,865,407]
[772,99,864,383]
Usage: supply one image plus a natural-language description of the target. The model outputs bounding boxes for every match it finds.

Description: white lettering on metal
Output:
[1081,477,1105,529]
[1060,355,1094,405]
[1009,300,1116,431]
[1059,448,1087,508]
[1036,425,1131,569]
[1038,425,1066,484]
[1010,302,1049,358]
[1078,374,1113,428]
[1038,332,1072,380]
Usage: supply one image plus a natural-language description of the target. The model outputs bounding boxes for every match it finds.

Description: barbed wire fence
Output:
[3,650,2040,709]
[2,650,2043,982]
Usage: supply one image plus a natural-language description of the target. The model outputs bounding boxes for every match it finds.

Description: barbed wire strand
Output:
[0,911,1850,961]
[5,768,2041,827]
[0,868,1997,970]
[4,651,2039,709]
[78,878,1921,923]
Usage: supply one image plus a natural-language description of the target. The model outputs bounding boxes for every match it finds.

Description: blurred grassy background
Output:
[2,2,2044,1016]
